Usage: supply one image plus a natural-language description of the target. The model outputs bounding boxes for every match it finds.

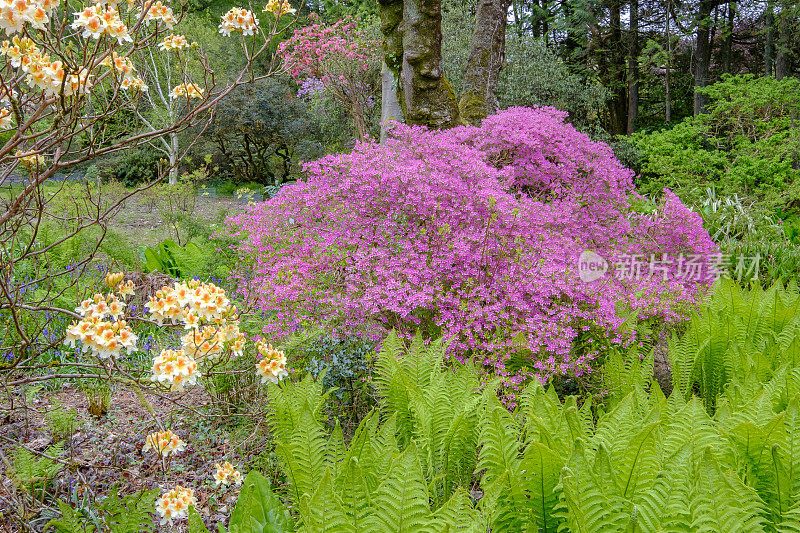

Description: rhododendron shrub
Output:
[277,15,380,139]
[230,106,718,383]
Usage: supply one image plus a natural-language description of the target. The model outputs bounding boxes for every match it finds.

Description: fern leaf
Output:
[366,444,435,533]
[298,469,352,532]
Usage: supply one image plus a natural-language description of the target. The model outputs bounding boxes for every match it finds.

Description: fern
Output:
[298,469,352,532]
[99,487,158,532]
[367,444,435,533]
[688,450,767,532]
[45,501,96,533]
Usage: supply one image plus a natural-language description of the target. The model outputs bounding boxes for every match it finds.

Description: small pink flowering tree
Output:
[226,107,718,385]
[277,15,381,140]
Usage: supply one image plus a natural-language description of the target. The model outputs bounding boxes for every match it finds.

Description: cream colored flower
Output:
[143,429,186,457]
[218,7,258,36]
[170,82,203,99]
[213,461,242,486]
[150,349,199,391]
[158,33,189,51]
[141,0,176,29]
[255,342,288,384]
[155,485,195,525]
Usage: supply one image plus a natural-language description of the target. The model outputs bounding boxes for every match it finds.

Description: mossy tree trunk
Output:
[459,0,511,125]
[379,0,511,130]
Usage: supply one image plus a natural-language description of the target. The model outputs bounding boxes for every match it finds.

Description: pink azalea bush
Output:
[277,15,380,139]
[226,107,717,384]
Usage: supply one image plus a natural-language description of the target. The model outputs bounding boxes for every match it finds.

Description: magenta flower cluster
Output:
[226,107,717,383]
[277,16,378,80]
[277,16,380,139]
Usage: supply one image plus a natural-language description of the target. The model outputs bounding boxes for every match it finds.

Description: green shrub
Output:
[104,149,162,187]
[633,74,800,213]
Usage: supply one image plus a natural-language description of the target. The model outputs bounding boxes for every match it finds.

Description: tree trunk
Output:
[776,10,788,80]
[722,1,736,73]
[608,0,627,134]
[459,0,511,125]
[665,0,672,122]
[765,0,775,76]
[381,61,404,142]
[626,0,639,134]
[399,0,460,128]
[168,132,179,186]
[694,0,714,115]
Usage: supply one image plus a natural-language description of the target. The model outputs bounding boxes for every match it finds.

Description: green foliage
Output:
[226,471,293,533]
[7,444,63,499]
[46,486,158,533]
[669,278,800,411]
[259,314,800,532]
[101,149,162,187]
[142,238,229,279]
[45,399,82,441]
[209,77,325,186]
[633,75,800,214]
[499,36,608,132]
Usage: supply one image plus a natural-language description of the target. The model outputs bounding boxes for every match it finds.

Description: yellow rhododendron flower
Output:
[158,33,189,51]
[155,485,195,525]
[71,4,131,43]
[15,150,45,169]
[141,0,176,29]
[170,82,203,99]
[0,0,57,35]
[65,291,137,358]
[150,348,199,391]
[104,271,124,290]
[143,429,186,457]
[263,0,295,17]
[255,341,288,384]
[213,461,242,487]
[218,7,257,36]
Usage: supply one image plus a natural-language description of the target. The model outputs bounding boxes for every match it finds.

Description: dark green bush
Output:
[632,74,800,212]
[103,149,162,187]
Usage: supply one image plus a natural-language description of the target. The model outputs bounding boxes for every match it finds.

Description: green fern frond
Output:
[557,441,629,533]
[432,489,485,532]
[45,500,97,533]
[275,408,328,504]
[367,444,436,533]
[298,469,352,532]
[688,450,767,533]
[336,458,375,531]
[519,441,564,533]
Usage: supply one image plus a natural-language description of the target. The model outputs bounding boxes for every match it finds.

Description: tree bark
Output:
[776,10,788,80]
[380,62,404,142]
[722,1,736,73]
[693,0,715,115]
[459,0,511,125]
[608,0,627,134]
[765,0,775,75]
[626,0,639,134]
[665,0,672,122]
[399,0,460,128]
